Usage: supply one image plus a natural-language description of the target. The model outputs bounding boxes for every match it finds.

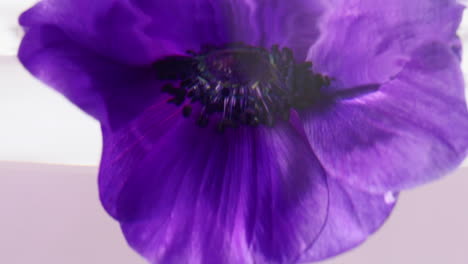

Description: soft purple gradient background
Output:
[1,162,467,264]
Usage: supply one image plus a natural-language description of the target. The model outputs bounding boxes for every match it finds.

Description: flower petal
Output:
[18,0,326,129]
[308,0,464,89]
[112,0,258,56]
[301,179,397,262]
[98,100,329,264]
[19,0,259,65]
[302,40,468,193]
[253,0,326,60]
[18,25,163,129]
[20,0,182,65]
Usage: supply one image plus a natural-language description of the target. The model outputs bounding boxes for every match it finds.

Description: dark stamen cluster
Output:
[153,43,330,130]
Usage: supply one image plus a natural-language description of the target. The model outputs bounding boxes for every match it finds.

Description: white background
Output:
[0,1,467,264]
[0,0,101,166]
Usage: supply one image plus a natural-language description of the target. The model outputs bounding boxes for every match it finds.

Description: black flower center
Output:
[153,43,330,130]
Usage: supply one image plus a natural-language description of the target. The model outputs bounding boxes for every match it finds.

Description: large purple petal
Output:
[308,0,464,90]
[18,25,163,129]
[19,0,184,65]
[111,0,257,58]
[98,99,329,264]
[18,0,247,127]
[18,0,326,128]
[108,0,327,61]
[253,0,326,60]
[17,0,263,65]
[301,40,468,193]
[18,0,251,128]
[301,179,397,262]
[20,0,328,65]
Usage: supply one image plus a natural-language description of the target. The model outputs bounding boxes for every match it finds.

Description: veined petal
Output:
[19,0,259,65]
[116,0,259,56]
[18,0,326,129]
[301,179,398,262]
[253,0,326,60]
[98,99,329,264]
[308,0,464,90]
[20,0,184,65]
[18,25,163,129]
[302,40,468,193]
[116,0,327,60]
[20,0,328,65]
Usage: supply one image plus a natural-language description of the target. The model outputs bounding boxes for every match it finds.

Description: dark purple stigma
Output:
[153,43,331,130]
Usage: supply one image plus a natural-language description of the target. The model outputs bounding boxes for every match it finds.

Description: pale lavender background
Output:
[1,162,467,264]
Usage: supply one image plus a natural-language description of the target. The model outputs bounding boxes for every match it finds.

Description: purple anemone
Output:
[18,0,468,263]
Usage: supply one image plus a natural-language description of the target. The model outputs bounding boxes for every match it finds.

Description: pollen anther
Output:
[154,43,330,129]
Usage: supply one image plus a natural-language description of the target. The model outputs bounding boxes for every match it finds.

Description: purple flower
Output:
[18,0,468,263]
